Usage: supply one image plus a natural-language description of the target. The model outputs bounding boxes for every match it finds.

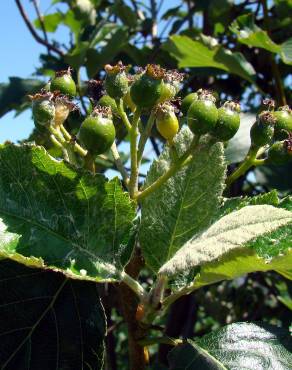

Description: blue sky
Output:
[0,0,181,144]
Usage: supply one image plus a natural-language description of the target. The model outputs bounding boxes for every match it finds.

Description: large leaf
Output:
[159,204,292,276]
[168,322,292,370]
[0,144,136,281]
[230,13,292,65]
[163,35,256,84]
[140,128,226,272]
[0,77,43,118]
[0,259,106,369]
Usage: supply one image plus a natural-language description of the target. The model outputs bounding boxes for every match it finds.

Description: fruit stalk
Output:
[129,108,141,198]
[226,147,259,187]
[135,136,200,201]
[137,110,156,164]
[110,142,130,188]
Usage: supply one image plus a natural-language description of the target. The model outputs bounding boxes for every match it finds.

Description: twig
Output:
[31,0,50,55]
[15,0,64,56]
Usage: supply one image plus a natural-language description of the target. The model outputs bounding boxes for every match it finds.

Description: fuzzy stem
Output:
[116,99,132,133]
[49,134,63,149]
[137,110,156,164]
[226,146,259,187]
[129,108,142,198]
[135,136,200,201]
[120,271,146,300]
[59,124,88,157]
[110,142,130,187]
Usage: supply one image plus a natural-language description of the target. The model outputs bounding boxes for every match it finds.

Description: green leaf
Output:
[34,13,63,33]
[110,1,137,28]
[0,144,136,281]
[230,13,281,53]
[168,322,292,370]
[0,259,106,369]
[86,27,129,77]
[280,38,292,65]
[159,205,292,277]
[163,35,256,84]
[140,128,226,272]
[230,14,292,65]
[0,77,43,118]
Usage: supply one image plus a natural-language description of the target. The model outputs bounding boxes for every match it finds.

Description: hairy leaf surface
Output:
[0,259,106,370]
[0,144,136,281]
[168,322,292,370]
[159,205,292,276]
[140,128,226,272]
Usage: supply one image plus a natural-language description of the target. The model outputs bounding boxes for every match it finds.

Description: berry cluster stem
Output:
[226,146,262,187]
[110,142,130,188]
[135,136,200,201]
[129,108,141,198]
[137,110,156,164]
[116,98,132,133]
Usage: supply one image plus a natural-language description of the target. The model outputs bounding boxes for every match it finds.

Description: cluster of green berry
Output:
[30,63,292,173]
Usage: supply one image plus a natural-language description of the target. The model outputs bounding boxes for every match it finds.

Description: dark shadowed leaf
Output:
[0,259,106,370]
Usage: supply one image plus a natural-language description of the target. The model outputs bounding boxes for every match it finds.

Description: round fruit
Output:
[104,63,129,99]
[212,101,240,141]
[78,111,116,155]
[156,104,179,141]
[250,111,275,148]
[50,70,76,97]
[98,95,127,139]
[267,140,292,165]
[158,80,179,103]
[130,65,164,109]
[187,92,218,135]
[181,92,198,115]
[32,97,55,127]
[273,106,292,140]
[98,95,119,116]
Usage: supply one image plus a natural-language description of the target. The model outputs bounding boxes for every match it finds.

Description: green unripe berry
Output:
[32,96,55,127]
[156,104,179,141]
[181,93,198,115]
[212,101,240,141]
[273,106,292,140]
[158,81,179,103]
[104,63,129,99]
[250,111,275,149]
[50,69,76,97]
[98,95,119,116]
[98,95,127,139]
[266,140,292,165]
[187,92,218,135]
[78,109,116,155]
[130,65,164,109]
